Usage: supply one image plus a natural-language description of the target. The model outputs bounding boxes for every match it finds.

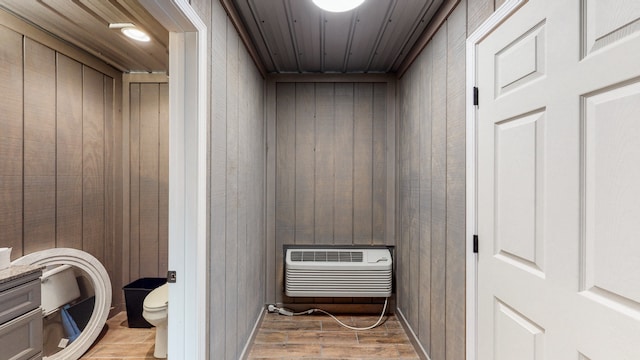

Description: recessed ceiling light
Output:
[121,27,151,42]
[312,0,366,13]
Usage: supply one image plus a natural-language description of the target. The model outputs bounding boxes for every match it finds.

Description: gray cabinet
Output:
[0,269,42,360]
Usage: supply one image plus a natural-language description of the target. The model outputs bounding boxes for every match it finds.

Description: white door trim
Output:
[138,1,208,359]
[465,1,527,359]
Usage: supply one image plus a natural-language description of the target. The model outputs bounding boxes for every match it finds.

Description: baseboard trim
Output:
[396,308,431,360]
[239,306,268,360]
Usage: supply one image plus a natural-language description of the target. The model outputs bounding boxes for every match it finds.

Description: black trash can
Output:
[123,278,166,328]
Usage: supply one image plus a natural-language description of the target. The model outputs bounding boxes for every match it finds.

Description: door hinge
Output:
[167,270,177,283]
[473,87,479,106]
[473,235,479,254]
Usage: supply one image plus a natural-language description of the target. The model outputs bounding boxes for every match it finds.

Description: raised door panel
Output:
[582,81,640,308]
[494,111,545,276]
[494,299,544,360]
[582,0,640,58]
[495,21,545,98]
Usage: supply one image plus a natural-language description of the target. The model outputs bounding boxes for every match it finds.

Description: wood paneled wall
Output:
[0,15,122,306]
[266,77,396,304]
[127,80,169,281]
[189,1,267,359]
[396,0,497,359]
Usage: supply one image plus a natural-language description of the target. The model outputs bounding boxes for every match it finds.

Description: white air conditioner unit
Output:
[285,248,392,298]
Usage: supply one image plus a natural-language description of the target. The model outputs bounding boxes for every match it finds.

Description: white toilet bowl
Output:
[142,283,168,359]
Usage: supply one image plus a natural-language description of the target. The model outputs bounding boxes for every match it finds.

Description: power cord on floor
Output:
[266,297,388,331]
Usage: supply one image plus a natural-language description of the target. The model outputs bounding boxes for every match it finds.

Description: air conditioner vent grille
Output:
[285,248,392,297]
[290,250,363,263]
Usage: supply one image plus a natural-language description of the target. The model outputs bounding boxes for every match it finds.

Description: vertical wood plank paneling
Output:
[353,83,374,245]
[82,66,105,264]
[290,80,315,302]
[495,0,507,9]
[266,79,276,304]
[418,42,434,351]
[236,46,249,351]
[0,25,23,257]
[275,82,295,302]
[270,79,393,303]
[294,83,315,245]
[206,2,266,350]
[122,77,169,281]
[126,80,168,280]
[430,25,449,360]
[408,66,421,328]
[468,0,494,34]
[396,2,497,358]
[192,2,267,358]
[446,3,467,359]
[103,75,117,305]
[129,83,141,281]
[158,83,169,276]
[139,83,160,277]
[0,17,123,312]
[386,80,396,247]
[56,55,84,249]
[112,73,124,309]
[249,64,263,323]
[372,83,387,245]
[398,75,411,315]
[23,38,56,253]
[314,83,335,244]
[333,83,354,245]
[225,23,239,360]
[210,6,228,357]
[257,68,266,313]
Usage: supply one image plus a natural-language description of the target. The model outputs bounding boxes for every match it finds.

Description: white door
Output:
[477,0,640,358]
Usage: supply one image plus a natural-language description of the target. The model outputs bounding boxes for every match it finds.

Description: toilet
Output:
[142,283,168,359]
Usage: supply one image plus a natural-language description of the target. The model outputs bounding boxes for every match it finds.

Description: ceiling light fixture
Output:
[121,27,150,42]
[312,0,366,13]
[109,23,151,42]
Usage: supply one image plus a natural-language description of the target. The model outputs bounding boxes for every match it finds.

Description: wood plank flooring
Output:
[247,312,420,359]
[82,311,420,359]
[81,311,156,359]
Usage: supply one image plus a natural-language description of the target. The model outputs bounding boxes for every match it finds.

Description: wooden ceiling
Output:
[230,0,444,73]
[0,0,448,74]
[0,0,169,72]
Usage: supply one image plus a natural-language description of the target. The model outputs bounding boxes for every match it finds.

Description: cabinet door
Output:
[0,308,43,360]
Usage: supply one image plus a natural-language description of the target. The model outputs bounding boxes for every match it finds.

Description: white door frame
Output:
[138,1,208,359]
[465,1,527,359]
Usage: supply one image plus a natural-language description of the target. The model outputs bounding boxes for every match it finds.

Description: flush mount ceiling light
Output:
[312,0,366,13]
[121,27,150,42]
[109,23,151,42]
